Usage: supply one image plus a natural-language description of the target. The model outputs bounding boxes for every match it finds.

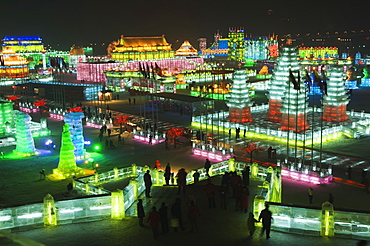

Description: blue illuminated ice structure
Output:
[63,112,86,159]
[14,110,36,156]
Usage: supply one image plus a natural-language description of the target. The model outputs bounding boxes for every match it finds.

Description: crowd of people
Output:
[138,161,272,240]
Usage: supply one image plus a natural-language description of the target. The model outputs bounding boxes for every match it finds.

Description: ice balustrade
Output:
[268,203,370,238]
[4,161,370,239]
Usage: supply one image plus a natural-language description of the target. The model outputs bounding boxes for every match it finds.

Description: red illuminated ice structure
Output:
[280,70,309,132]
[322,66,349,122]
[226,69,253,123]
[267,46,299,123]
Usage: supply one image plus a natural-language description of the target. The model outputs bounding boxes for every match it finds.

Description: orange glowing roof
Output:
[175,41,198,56]
[119,35,171,47]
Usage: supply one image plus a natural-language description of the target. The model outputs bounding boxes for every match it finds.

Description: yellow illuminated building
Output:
[0,48,29,78]
[108,35,174,62]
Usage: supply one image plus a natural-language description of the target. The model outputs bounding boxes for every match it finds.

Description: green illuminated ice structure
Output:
[63,112,86,159]
[53,123,81,178]
[14,110,36,156]
[0,100,14,136]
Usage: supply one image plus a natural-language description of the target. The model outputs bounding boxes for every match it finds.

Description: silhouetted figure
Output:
[159,202,169,234]
[164,163,171,186]
[137,199,145,227]
[171,198,185,232]
[149,134,153,145]
[259,204,272,239]
[144,170,152,198]
[147,206,161,239]
[204,158,211,177]
[242,166,250,186]
[193,170,200,185]
[308,187,313,204]
[267,146,272,158]
[176,168,187,195]
[247,212,258,237]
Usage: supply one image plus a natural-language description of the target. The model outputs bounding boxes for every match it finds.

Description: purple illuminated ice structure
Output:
[192,149,232,162]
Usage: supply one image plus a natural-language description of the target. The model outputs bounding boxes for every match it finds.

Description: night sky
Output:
[1,0,369,54]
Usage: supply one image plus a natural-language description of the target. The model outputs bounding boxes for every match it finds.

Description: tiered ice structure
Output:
[226,69,254,123]
[322,66,350,122]
[63,112,86,158]
[267,46,299,123]
[14,110,36,156]
[53,123,80,178]
[280,70,309,132]
[267,46,299,122]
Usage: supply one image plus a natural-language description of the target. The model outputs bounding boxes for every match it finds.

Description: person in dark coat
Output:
[219,183,228,210]
[204,158,211,177]
[193,170,200,185]
[144,170,152,198]
[137,199,145,227]
[159,202,169,234]
[171,198,185,232]
[164,163,171,186]
[259,204,272,239]
[242,166,250,186]
[176,168,187,195]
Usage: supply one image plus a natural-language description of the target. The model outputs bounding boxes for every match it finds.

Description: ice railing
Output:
[268,203,370,238]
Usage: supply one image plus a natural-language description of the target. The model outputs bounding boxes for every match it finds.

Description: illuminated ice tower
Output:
[54,123,79,178]
[228,28,245,61]
[226,69,253,123]
[267,45,300,122]
[0,100,14,136]
[322,66,349,122]
[14,111,36,156]
[64,111,86,158]
[280,70,309,132]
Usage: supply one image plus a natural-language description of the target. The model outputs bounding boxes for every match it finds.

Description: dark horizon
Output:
[2,0,370,54]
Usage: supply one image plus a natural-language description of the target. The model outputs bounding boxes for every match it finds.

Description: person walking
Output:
[147,206,161,239]
[171,198,185,232]
[187,200,200,232]
[117,134,122,145]
[247,212,258,238]
[308,187,313,204]
[242,166,250,186]
[204,179,216,209]
[164,163,171,186]
[204,158,211,177]
[176,168,187,195]
[137,199,145,227]
[149,134,153,145]
[159,202,169,234]
[347,166,352,180]
[259,204,272,239]
[144,170,152,198]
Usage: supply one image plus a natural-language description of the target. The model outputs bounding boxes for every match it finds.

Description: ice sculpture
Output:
[14,110,36,156]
